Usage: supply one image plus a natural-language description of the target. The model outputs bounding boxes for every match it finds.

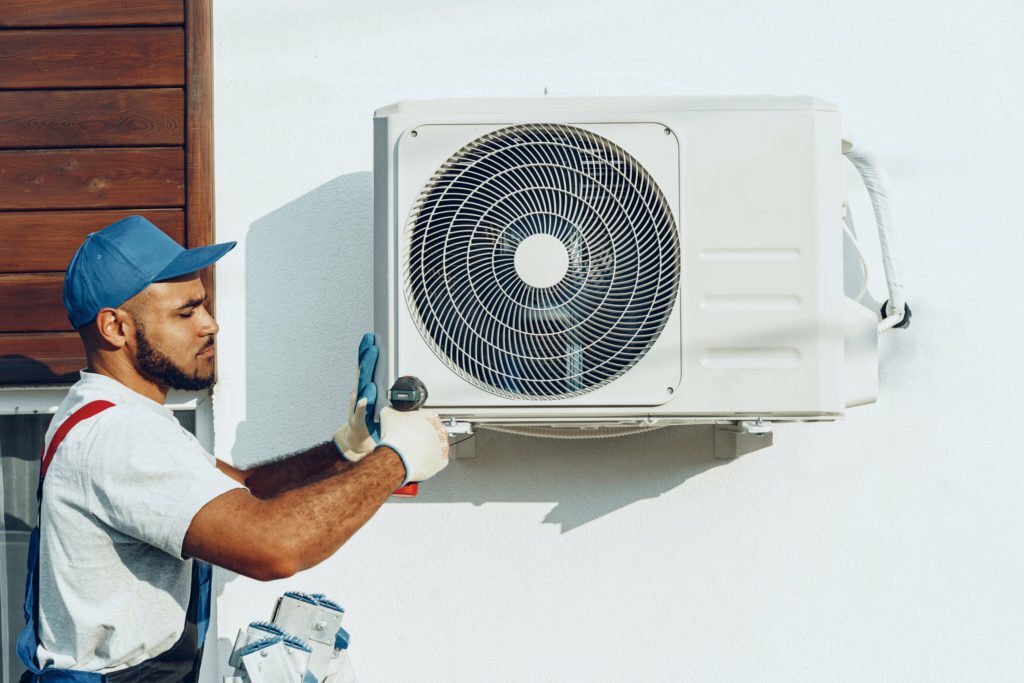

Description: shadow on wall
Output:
[231,173,731,532]
[232,172,375,463]
[399,425,725,532]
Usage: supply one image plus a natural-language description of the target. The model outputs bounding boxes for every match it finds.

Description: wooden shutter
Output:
[0,0,214,386]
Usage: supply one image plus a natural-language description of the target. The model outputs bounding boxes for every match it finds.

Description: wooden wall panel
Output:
[0,28,184,89]
[0,333,82,383]
[0,274,66,333]
[0,0,210,386]
[0,89,184,149]
[0,1,183,28]
[0,148,185,210]
[0,209,185,273]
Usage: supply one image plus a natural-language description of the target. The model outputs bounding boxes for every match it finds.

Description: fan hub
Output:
[514,234,570,289]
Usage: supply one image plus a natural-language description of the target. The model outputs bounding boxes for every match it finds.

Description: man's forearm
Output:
[265,447,406,575]
[244,442,353,499]
[184,446,407,580]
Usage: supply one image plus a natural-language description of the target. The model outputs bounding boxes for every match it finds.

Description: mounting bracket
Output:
[713,420,773,460]
[446,420,477,459]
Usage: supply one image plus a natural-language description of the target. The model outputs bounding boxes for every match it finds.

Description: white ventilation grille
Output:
[404,123,680,400]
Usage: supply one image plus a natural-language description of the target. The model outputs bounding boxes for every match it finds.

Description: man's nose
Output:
[199,307,219,336]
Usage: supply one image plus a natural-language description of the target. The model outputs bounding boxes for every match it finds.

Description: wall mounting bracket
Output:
[714,420,773,459]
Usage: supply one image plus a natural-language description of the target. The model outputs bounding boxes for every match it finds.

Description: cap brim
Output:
[153,241,237,281]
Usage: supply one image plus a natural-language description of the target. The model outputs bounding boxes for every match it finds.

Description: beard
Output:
[135,325,215,391]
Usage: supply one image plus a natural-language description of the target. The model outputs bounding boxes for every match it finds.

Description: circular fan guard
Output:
[405,123,680,400]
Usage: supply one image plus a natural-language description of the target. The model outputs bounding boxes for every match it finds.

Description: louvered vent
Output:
[405,123,680,400]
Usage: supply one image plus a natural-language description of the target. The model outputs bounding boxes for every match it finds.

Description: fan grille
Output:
[405,123,680,400]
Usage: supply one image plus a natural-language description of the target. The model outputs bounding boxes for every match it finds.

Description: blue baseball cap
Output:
[63,215,237,329]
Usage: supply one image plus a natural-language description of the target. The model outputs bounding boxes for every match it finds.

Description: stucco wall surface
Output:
[208,1,1024,680]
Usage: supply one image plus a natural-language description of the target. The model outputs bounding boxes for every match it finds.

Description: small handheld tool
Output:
[389,376,428,497]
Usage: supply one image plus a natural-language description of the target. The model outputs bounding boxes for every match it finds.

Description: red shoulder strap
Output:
[40,400,115,479]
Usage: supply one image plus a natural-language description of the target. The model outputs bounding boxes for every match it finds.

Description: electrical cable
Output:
[842,138,911,332]
[447,433,476,447]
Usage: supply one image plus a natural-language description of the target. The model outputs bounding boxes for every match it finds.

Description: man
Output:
[17,216,449,681]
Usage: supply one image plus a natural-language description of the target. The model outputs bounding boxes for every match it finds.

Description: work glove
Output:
[378,407,450,486]
[333,333,381,461]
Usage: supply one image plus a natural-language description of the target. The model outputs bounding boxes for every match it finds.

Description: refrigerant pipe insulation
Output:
[842,139,911,332]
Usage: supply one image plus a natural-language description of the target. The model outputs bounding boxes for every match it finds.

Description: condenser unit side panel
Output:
[661,109,840,415]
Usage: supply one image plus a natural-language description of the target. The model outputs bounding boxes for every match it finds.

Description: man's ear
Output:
[95,308,134,349]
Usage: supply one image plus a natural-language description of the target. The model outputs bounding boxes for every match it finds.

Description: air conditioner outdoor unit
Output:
[373,97,898,440]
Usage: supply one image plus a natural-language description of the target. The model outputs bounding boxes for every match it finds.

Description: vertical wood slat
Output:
[0,1,184,28]
[0,28,184,89]
[186,0,218,314]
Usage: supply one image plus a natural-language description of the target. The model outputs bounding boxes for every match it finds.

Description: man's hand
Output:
[333,333,380,461]
[378,407,450,485]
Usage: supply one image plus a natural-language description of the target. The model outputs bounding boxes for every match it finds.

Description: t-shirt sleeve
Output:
[85,406,245,560]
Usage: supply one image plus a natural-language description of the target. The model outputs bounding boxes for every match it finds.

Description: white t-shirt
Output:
[34,371,244,673]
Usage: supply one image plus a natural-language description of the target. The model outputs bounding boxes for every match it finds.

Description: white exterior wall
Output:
[208,1,1024,680]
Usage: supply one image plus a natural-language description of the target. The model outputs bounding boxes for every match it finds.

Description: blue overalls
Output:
[16,401,213,682]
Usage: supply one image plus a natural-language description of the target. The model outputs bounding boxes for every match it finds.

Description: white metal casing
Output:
[373,97,873,426]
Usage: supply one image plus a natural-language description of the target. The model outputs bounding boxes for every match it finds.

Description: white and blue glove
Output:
[378,407,449,486]
[333,333,381,462]
[333,334,449,484]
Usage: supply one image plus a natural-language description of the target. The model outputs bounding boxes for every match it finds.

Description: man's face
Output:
[126,275,219,391]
